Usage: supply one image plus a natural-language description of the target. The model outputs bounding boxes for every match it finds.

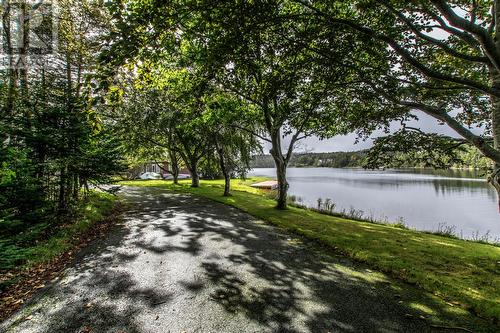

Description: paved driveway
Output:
[0,187,485,332]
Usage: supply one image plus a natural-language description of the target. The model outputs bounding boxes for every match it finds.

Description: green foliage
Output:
[365,129,493,170]
[365,130,468,169]
[0,146,47,229]
[0,0,123,269]
[113,56,261,188]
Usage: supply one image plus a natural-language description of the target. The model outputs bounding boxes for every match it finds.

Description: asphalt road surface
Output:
[0,187,487,333]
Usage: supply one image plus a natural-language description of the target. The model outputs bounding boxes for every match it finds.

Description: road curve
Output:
[0,186,481,332]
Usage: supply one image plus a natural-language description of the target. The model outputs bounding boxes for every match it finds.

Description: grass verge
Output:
[0,191,121,321]
[120,178,500,327]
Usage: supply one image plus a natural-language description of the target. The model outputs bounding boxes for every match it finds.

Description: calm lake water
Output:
[249,168,500,240]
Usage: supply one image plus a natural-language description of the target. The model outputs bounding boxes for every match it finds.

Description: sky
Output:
[262,110,479,153]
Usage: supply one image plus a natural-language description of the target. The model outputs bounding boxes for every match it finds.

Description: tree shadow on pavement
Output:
[2,186,497,333]
[132,188,496,333]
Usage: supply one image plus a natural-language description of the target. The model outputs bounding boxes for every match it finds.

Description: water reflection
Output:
[430,179,497,199]
[249,168,500,239]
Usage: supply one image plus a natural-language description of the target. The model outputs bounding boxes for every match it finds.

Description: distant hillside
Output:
[250,151,367,168]
[251,147,492,170]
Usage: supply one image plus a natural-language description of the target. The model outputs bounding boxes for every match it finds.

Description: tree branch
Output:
[294,0,498,97]
[369,84,500,163]
[382,2,488,63]
[430,0,500,72]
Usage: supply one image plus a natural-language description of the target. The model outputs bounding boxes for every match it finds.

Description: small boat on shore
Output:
[251,180,278,190]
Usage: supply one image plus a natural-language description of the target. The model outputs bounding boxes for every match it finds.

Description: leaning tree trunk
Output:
[490,68,500,211]
[489,6,500,212]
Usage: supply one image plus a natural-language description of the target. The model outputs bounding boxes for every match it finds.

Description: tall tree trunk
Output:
[58,167,67,215]
[490,68,500,211]
[491,4,500,212]
[224,174,231,196]
[190,161,200,188]
[19,0,29,93]
[172,164,179,185]
[2,0,17,117]
[169,151,179,184]
[178,150,200,187]
[73,173,79,201]
[263,97,290,209]
[215,140,231,196]
[273,155,288,209]
[83,178,89,199]
[269,134,288,210]
[268,127,289,209]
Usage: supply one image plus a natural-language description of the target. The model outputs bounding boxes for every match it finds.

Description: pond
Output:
[249,167,500,241]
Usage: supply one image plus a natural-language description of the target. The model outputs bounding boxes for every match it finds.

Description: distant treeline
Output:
[251,151,367,168]
[251,148,492,170]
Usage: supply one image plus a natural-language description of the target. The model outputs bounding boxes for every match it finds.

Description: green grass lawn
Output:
[120,178,500,327]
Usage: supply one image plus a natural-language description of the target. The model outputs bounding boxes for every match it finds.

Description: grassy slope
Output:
[120,178,500,326]
[0,191,117,278]
[0,191,120,321]
[24,191,118,265]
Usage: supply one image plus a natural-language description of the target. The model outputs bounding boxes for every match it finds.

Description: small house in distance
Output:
[126,161,190,180]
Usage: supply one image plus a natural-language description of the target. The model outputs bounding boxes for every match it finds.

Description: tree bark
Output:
[172,163,179,185]
[273,156,288,209]
[190,162,200,187]
[83,177,89,199]
[224,175,231,196]
[215,139,231,196]
[72,173,79,201]
[58,167,67,215]
[19,0,29,93]
[269,129,289,209]
[489,67,500,211]
[169,151,180,184]
[268,122,289,209]
[2,0,17,116]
